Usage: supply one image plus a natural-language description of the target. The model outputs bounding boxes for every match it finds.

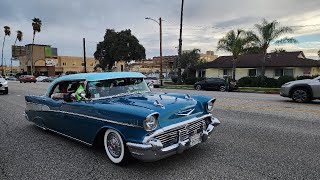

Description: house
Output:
[197,51,320,80]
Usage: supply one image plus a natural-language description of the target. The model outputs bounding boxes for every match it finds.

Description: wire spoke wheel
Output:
[103,129,129,165]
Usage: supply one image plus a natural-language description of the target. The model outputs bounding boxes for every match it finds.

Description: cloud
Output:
[0,0,320,66]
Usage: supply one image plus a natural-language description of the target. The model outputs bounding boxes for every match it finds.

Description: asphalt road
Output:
[1,81,320,180]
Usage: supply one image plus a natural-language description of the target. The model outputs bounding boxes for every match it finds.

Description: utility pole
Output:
[83,38,87,73]
[177,0,184,84]
[145,17,163,86]
[159,17,163,86]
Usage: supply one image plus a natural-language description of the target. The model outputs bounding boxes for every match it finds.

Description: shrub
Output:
[238,76,279,87]
[238,76,261,87]
[264,77,279,88]
[171,75,178,84]
[278,76,295,87]
[184,77,204,85]
[296,75,313,80]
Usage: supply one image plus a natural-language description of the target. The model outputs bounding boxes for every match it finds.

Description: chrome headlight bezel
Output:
[206,99,216,113]
[143,113,159,132]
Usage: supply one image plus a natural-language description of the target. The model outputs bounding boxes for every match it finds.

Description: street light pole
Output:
[145,17,163,86]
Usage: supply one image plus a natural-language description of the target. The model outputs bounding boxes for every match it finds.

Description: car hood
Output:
[94,92,206,127]
[286,79,314,85]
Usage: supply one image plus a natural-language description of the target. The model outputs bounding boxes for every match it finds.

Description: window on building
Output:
[275,69,283,76]
[223,69,232,76]
[248,69,257,77]
[284,69,293,77]
[275,69,293,77]
[198,70,206,77]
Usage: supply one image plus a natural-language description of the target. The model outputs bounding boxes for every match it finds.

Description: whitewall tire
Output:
[103,129,128,164]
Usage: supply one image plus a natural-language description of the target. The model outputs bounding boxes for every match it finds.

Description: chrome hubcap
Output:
[220,86,226,91]
[196,85,201,90]
[107,133,122,158]
[293,90,307,102]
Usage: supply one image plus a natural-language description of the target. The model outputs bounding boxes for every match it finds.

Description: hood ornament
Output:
[185,94,193,101]
[154,100,165,109]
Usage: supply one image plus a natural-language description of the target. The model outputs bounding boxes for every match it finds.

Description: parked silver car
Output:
[280,76,320,103]
[0,75,9,94]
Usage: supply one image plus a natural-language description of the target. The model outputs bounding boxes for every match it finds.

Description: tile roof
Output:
[202,51,320,69]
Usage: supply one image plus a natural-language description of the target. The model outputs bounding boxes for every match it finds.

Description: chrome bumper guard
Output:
[126,116,220,162]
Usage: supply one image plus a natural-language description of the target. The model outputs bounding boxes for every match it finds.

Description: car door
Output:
[41,98,66,131]
[311,78,320,98]
[59,101,103,143]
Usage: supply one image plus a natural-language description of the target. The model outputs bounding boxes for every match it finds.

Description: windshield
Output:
[87,77,150,99]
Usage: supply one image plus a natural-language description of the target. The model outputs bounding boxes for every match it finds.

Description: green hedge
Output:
[238,75,317,88]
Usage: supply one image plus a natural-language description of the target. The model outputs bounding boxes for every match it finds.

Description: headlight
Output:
[206,99,215,113]
[143,113,159,131]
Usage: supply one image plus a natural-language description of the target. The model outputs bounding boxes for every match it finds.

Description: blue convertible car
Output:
[25,72,220,164]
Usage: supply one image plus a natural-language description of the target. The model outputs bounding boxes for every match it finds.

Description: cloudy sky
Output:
[1,0,320,66]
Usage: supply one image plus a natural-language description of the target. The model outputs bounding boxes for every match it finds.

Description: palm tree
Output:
[31,17,42,75]
[217,29,256,81]
[318,50,320,59]
[1,26,11,75]
[32,18,42,44]
[14,30,23,46]
[250,19,298,80]
[11,30,23,73]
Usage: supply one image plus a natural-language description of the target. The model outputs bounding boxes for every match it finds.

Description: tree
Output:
[318,50,320,58]
[11,30,23,73]
[179,49,201,79]
[250,19,298,81]
[272,48,286,53]
[94,29,146,71]
[32,18,42,44]
[1,26,11,75]
[14,30,23,46]
[217,29,256,80]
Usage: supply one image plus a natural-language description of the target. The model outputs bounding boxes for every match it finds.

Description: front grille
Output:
[155,119,206,148]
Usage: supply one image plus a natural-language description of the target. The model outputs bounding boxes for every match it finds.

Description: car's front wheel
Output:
[3,88,8,94]
[292,88,310,103]
[195,85,202,91]
[104,129,129,165]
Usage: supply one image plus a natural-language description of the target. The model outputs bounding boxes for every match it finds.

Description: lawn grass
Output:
[239,87,280,92]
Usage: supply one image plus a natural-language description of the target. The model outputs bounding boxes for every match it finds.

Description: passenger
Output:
[51,82,71,101]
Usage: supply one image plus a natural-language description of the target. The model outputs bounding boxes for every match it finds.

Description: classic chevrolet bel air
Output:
[25,72,220,164]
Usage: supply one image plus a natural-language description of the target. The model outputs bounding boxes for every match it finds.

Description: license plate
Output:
[189,133,202,147]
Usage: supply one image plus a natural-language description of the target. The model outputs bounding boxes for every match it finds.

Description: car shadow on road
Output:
[278,99,320,105]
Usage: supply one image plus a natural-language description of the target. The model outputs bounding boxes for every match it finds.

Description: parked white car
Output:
[0,75,8,94]
[36,76,49,82]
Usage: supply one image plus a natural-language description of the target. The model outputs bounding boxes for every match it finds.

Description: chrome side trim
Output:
[25,102,142,128]
[142,113,212,143]
[49,110,142,128]
[26,102,51,111]
[46,128,92,146]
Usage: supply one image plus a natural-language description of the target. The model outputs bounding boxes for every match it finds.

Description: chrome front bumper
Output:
[126,116,220,162]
